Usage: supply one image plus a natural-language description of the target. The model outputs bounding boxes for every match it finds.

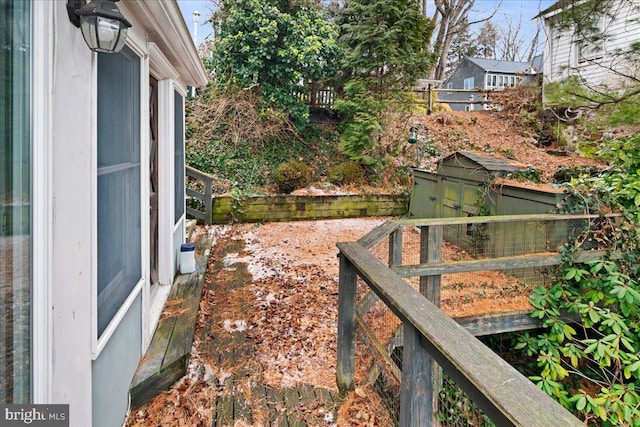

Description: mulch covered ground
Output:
[126,219,395,427]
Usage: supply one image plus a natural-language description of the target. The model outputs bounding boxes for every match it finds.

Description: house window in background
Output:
[97,46,142,337]
[463,77,474,90]
[0,0,31,404]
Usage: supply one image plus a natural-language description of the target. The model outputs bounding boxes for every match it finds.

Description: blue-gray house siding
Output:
[439,57,541,111]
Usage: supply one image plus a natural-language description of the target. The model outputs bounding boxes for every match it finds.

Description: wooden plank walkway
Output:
[129,227,214,409]
[129,225,340,425]
[200,232,340,426]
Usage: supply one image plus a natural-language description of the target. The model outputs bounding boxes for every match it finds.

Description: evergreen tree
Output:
[335,0,435,167]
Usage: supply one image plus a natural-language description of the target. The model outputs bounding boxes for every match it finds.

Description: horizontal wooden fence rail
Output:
[337,213,619,426]
[186,166,214,225]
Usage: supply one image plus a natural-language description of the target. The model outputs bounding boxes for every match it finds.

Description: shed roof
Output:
[440,151,529,173]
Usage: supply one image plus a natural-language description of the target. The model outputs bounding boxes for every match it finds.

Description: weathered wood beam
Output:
[398,212,621,228]
[393,249,610,277]
[337,241,583,427]
[336,254,357,394]
[357,220,401,249]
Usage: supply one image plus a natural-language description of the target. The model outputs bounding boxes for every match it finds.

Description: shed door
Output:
[440,179,478,218]
[440,178,480,246]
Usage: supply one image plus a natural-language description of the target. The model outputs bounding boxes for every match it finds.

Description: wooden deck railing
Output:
[186,166,214,225]
[337,214,619,426]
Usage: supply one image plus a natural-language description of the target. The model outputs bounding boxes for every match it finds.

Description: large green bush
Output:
[273,160,311,194]
[209,0,340,129]
[510,135,640,425]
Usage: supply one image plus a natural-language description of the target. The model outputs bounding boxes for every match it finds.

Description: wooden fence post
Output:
[389,228,403,267]
[400,322,434,426]
[204,177,213,225]
[419,225,442,305]
[427,83,433,115]
[337,253,357,394]
[418,224,443,424]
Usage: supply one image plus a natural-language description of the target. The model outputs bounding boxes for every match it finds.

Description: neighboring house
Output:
[538,0,640,87]
[439,57,541,111]
[1,1,207,427]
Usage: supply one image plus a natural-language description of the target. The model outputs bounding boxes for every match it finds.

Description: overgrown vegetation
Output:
[498,135,640,425]
[186,82,342,195]
[334,0,435,170]
[206,0,340,130]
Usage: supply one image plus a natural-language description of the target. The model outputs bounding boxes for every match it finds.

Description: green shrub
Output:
[274,160,311,194]
[327,161,365,186]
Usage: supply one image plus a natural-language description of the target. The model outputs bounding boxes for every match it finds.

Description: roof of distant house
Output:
[534,0,570,19]
[466,57,536,74]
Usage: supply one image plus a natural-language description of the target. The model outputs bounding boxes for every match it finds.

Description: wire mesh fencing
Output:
[347,214,618,425]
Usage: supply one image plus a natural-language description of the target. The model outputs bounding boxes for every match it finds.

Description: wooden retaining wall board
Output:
[210,194,408,224]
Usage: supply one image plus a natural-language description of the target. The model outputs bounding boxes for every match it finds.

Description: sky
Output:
[177,0,557,48]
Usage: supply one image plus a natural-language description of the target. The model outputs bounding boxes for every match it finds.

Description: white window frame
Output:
[91,36,148,359]
[463,77,474,90]
[32,0,54,403]
[148,43,190,347]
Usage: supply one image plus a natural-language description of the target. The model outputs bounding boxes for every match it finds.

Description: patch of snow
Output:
[223,253,252,268]
[223,319,247,332]
[218,370,232,384]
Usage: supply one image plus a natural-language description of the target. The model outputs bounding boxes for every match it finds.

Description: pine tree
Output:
[334,0,435,167]
[338,0,434,92]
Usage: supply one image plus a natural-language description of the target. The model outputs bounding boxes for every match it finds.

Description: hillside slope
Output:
[401,110,603,182]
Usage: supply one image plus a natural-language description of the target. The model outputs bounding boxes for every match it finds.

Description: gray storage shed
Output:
[409,151,570,258]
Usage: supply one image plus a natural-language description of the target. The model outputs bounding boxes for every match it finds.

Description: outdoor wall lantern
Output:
[67,0,131,54]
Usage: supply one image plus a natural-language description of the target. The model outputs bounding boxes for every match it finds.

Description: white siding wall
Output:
[543,0,640,87]
[50,2,95,425]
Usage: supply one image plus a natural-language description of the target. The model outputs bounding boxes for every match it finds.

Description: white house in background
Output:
[1,1,207,426]
[538,0,640,87]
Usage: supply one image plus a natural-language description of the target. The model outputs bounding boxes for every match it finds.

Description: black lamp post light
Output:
[67,0,132,54]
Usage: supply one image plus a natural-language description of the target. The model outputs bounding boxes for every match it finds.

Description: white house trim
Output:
[31,0,54,404]
[120,2,208,86]
[149,42,179,80]
[157,79,176,287]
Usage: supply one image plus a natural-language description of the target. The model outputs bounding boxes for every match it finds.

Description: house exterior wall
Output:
[439,58,538,111]
[439,61,486,111]
[13,2,206,426]
[542,0,640,87]
[92,295,142,427]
